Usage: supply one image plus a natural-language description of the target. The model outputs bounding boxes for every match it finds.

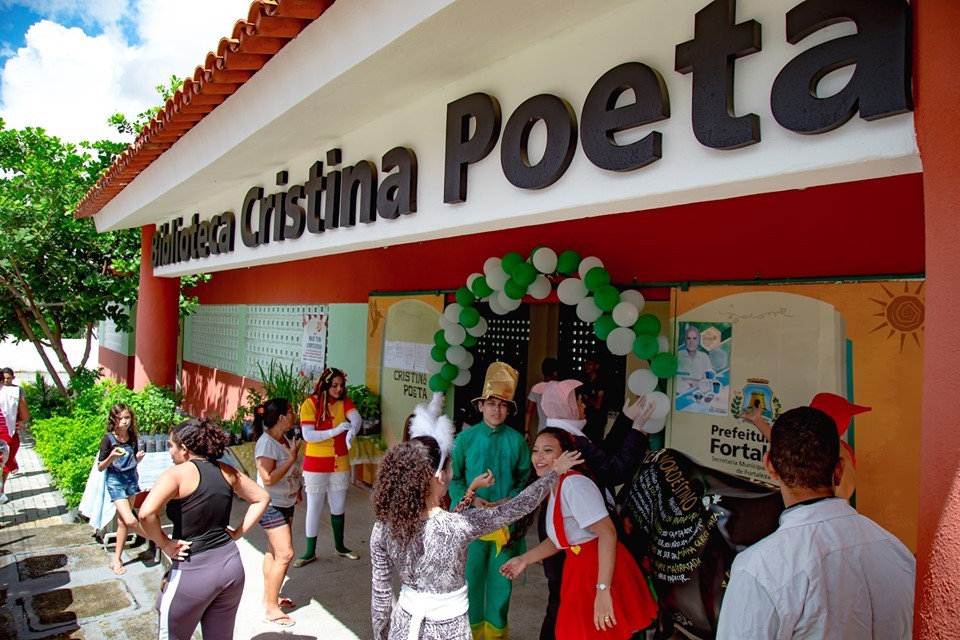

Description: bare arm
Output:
[220,462,270,539]
[500,537,561,579]
[593,516,618,631]
[138,468,191,560]
[256,437,300,486]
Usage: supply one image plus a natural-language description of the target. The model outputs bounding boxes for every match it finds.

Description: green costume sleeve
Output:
[448,429,469,509]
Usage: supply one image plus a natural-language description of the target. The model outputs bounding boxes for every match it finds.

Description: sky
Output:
[0,0,253,144]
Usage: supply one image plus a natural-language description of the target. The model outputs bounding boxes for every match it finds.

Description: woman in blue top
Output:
[97,403,146,575]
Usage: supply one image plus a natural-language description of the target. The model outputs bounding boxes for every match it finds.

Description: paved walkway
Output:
[0,434,554,639]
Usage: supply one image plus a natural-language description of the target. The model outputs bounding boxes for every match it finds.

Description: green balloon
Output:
[429,374,450,393]
[512,262,538,287]
[471,275,493,298]
[441,362,459,382]
[460,306,480,328]
[650,353,678,379]
[594,285,621,312]
[430,345,447,362]
[501,252,525,275]
[462,333,478,348]
[456,286,476,307]
[633,334,659,360]
[433,330,449,348]
[593,314,617,340]
[504,277,527,300]
[557,250,581,275]
[633,313,662,336]
[583,267,611,293]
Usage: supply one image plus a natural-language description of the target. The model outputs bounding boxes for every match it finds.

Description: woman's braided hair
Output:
[372,436,441,547]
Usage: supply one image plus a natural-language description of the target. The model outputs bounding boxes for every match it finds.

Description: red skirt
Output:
[0,422,19,474]
[555,538,657,640]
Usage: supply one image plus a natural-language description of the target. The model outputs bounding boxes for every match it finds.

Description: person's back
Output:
[719,496,914,639]
[717,406,915,639]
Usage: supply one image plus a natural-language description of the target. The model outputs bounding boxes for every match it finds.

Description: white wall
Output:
[0,337,99,384]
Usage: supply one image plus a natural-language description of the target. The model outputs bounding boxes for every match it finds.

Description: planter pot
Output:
[145,434,157,453]
[241,420,257,443]
[361,419,381,436]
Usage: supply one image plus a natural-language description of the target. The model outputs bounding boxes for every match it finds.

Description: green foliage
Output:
[31,414,103,508]
[346,384,381,420]
[22,373,70,420]
[258,361,312,409]
[0,119,142,395]
[107,75,184,136]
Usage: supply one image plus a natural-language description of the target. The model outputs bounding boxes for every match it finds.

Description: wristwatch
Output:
[596,583,610,591]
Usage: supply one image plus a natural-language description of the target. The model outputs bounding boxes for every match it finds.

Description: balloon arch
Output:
[427,248,680,431]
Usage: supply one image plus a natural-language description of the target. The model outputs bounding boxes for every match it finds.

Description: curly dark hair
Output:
[372,436,441,547]
[253,398,290,440]
[770,406,840,490]
[171,417,229,459]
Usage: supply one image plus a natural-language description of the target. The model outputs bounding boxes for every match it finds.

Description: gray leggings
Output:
[156,541,245,640]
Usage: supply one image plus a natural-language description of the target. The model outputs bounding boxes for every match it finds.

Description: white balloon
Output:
[446,345,468,366]
[578,256,604,279]
[657,335,671,354]
[628,369,659,396]
[483,257,502,276]
[466,316,488,337]
[498,290,522,311]
[528,274,552,299]
[557,277,589,305]
[443,303,463,323]
[647,391,670,419]
[444,323,466,346]
[619,289,646,313]
[453,368,472,386]
[606,327,636,356]
[612,301,640,328]
[467,272,483,289]
[532,247,558,274]
[486,265,509,290]
[438,315,452,330]
[462,351,475,369]
[426,358,443,374]
[488,295,508,315]
[644,416,667,434]
[576,297,603,323]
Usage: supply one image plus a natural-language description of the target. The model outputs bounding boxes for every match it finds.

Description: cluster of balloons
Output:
[427,248,680,394]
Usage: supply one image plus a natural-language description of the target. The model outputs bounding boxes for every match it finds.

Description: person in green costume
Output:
[449,362,531,640]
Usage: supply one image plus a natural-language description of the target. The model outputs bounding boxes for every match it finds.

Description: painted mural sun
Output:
[868,282,925,352]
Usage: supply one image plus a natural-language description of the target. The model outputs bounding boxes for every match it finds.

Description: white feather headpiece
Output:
[408,392,456,476]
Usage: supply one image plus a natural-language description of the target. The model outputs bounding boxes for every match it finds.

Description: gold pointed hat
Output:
[472,362,519,410]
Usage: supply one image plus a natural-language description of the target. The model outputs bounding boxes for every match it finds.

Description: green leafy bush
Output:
[31,414,103,508]
[22,373,69,421]
[347,385,381,420]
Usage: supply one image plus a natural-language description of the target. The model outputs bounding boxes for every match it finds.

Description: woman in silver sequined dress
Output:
[371,435,582,639]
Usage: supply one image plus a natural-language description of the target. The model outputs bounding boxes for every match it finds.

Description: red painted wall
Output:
[914,0,960,636]
[98,346,134,389]
[181,361,265,422]
[133,225,180,390]
[191,175,924,305]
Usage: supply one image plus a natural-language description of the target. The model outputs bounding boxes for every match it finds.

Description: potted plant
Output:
[346,385,381,435]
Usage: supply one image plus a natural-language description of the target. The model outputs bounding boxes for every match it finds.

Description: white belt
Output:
[397,583,468,640]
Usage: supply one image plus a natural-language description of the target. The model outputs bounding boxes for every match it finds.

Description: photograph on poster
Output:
[300,312,328,379]
[675,321,732,416]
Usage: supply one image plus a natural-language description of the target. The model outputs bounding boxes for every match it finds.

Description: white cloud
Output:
[0,0,252,144]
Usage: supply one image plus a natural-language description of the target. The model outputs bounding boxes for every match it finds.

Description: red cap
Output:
[809,393,871,437]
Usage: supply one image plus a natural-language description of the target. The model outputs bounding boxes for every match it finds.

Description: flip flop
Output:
[292,556,316,568]
[109,561,127,576]
[278,597,295,609]
[264,615,296,627]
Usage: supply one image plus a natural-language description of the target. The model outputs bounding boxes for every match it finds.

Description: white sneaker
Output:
[0,493,8,505]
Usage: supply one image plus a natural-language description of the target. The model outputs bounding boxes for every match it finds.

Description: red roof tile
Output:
[75,0,334,219]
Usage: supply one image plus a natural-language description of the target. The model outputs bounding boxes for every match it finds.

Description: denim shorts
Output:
[106,469,141,502]
[259,504,295,530]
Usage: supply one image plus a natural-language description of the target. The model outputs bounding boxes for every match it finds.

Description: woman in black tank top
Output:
[139,418,270,640]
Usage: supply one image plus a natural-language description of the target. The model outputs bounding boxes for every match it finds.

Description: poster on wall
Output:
[675,321,732,416]
[365,294,446,448]
[668,281,924,552]
[300,312,328,379]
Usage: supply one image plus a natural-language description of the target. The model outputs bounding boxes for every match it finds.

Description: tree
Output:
[0,119,141,396]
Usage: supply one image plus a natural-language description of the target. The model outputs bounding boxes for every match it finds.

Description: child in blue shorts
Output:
[97,403,146,574]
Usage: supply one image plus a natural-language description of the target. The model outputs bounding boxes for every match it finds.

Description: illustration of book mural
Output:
[669,291,847,482]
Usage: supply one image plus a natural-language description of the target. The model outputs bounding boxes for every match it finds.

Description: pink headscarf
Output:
[539,380,584,421]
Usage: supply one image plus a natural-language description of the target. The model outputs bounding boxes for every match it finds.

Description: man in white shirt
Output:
[716,406,915,640]
[677,325,712,388]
